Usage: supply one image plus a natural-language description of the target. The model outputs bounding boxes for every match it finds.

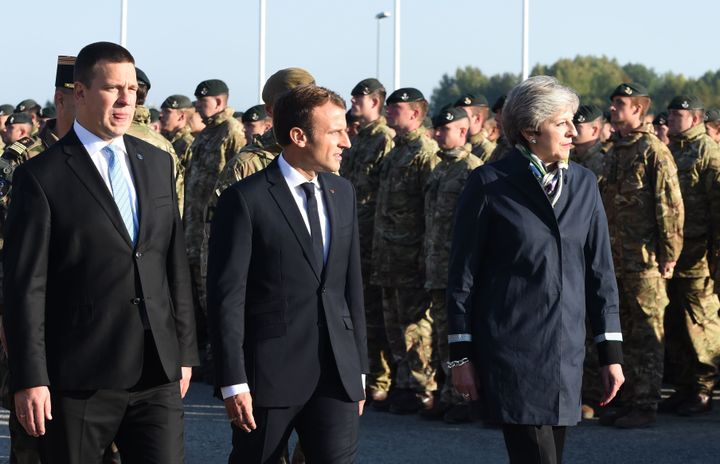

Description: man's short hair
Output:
[74,42,135,88]
[273,85,346,146]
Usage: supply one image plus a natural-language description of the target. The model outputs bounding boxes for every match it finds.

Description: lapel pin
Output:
[136,153,144,160]
[329,188,335,194]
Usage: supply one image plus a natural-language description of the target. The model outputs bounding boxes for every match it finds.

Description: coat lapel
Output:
[265,159,322,281]
[63,130,134,247]
[124,136,149,247]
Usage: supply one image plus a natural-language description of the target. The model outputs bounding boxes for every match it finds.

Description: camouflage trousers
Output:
[581,318,602,406]
[381,287,436,393]
[187,254,209,349]
[430,289,465,406]
[665,276,720,395]
[618,276,668,410]
[364,282,392,394]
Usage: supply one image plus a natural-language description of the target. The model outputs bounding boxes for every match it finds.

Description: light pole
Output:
[521,0,529,81]
[375,11,391,80]
[259,0,267,103]
[120,0,128,47]
[393,0,400,89]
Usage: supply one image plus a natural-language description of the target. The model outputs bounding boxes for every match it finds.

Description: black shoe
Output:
[371,390,392,411]
[419,398,450,420]
[676,393,712,416]
[658,390,691,413]
[614,408,657,428]
[389,389,433,415]
[443,401,482,424]
[598,406,632,426]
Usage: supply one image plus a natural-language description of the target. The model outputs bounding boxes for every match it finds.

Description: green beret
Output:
[705,108,720,123]
[195,79,229,98]
[668,95,704,111]
[609,82,649,100]
[55,55,76,89]
[262,68,315,106]
[0,104,14,116]
[386,87,425,105]
[653,111,668,126]
[453,93,488,108]
[573,104,603,124]
[15,99,40,113]
[161,94,193,110]
[241,104,268,123]
[5,112,33,126]
[135,67,151,90]
[41,106,56,119]
[233,111,244,119]
[433,105,468,127]
[491,95,506,113]
[149,108,160,123]
[351,78,384,96]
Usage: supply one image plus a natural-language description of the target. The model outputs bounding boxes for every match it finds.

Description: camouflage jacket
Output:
[371,127,439,287]
[571,141,605,179]
[667,123,720,278]
[599,124,684,278]
[183,107,245,258]
[340,117,395,264]
[468,130,496,163]
[487,136,513,163]
[424,145,482,289]
[38,118,61,149]
[168,124,195,171]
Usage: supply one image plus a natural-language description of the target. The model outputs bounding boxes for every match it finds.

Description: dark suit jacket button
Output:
[135,251,143,258]
[321,287,326,294]
[131,298,141,305]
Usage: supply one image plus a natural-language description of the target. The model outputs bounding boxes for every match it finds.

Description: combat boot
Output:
[614,408,656,428]
[598,406,632,426]
[676,393,712,416]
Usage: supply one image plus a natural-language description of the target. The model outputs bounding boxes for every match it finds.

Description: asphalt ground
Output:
[0,384,717,463]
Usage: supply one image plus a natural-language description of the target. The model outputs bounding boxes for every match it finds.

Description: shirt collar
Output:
[73,120,128,156]
[278,153,319,189]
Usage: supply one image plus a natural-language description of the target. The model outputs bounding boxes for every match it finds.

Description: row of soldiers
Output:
[1,55,719,444]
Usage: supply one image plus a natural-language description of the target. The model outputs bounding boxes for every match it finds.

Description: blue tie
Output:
[103,144,137,244]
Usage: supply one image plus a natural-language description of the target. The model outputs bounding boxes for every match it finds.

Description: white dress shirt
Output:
[73,120,138,222]
[221,154,364,400]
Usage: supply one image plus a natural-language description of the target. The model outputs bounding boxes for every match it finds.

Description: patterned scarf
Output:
[517,144,568,208]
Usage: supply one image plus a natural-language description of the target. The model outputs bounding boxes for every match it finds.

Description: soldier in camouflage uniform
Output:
[453,93,495,163]
[13,99,42,138]
[372,87,439,414]
[340,78,395,404]
[160,94,196,218]
[653,111,670,145]
[0,104,15,152]
[37,56,77,151]
[598,83,684,429]
[241,104,273,147]
[571,104,606,178]
[662,95,720,416]
[421,106,482,423]
[703,108,720,144]
[487,95,513,162]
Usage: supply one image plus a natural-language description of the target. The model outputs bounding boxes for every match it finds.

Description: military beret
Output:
[0,104,14,116]
[386,87,425,105]
[135,67,151,90]
[573,104,603,124]
[433,106,468,127]
[149,108,160,123]
[351,78,384,96]
[704,108,720,123]
[161,94,193,110]
[5,112,33,126]
[668,95,704,111]
[15,99,40,113]
[41,106,56,119]
[195,79,229,98]
[242,104,268,123]
[262,68,315,106]
[491,95,506,113]
[233,111,244,119]
[55,55,76,89]
[653,111,668,126]
[453,93,488,108]
[609,82,649,100]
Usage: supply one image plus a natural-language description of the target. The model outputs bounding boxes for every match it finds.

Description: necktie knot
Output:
[301,182,315,198]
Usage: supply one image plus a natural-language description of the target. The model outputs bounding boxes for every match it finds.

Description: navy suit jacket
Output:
[207,158,368,407]
[447,148,622,425]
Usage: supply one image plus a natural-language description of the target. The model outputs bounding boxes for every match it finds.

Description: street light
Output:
[120,0,128,47]
[375,11,391,80]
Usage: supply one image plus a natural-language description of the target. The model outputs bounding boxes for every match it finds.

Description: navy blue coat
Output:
[447,148,622,426]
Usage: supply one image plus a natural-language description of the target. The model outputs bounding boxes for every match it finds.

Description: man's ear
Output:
[289,127,307,147]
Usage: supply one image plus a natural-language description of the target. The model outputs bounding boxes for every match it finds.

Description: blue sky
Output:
[3,0,718,112]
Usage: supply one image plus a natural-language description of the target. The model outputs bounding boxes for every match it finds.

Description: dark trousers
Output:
[229,368,359,464]
[40,333,184,464]
[501,425,567,464]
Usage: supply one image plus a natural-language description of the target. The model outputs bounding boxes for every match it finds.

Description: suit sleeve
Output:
[446,168,488,362]
[345,184,369,373]
[206,187,253,387]
[165,155,200,366]
[584,182,623,365]
[3,166,51,391]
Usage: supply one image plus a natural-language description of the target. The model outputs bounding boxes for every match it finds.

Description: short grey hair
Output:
[502,76,579,147]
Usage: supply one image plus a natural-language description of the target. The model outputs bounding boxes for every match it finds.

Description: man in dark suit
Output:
[3,42,199,464]
[207,84,368,463]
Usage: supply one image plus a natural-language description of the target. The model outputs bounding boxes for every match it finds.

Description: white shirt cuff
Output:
[593,332,623,343]
[221,383,250,399]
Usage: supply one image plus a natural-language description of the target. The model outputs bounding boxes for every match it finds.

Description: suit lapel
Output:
[63,130,133,247]
[265,159,322,281]
[124,136,149,247]
[319,173,337,284]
